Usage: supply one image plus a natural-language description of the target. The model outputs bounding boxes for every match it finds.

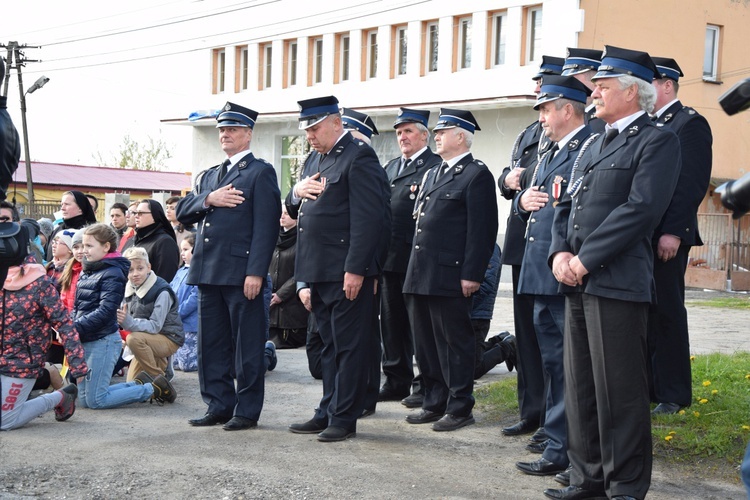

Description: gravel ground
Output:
[0,289,746,499]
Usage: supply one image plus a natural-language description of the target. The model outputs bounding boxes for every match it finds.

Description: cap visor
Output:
[216,120,250,128]
[298,115,328,130]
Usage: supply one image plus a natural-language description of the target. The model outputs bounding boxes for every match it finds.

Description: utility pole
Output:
[1,41,42,207]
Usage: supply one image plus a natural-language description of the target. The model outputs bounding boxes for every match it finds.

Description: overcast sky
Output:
[0,0,242,171]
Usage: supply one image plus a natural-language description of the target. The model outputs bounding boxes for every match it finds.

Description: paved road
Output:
[0,288,746,499]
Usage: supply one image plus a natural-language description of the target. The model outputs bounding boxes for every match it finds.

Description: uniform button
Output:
[299,228,304,232]
[391,184,396,188]
[529,236,535,242]
[417,229,422,233]
[445,193,451,198]
[455,261,459,265]
[425,196,430,200]
[530,218,536,223]
[540,186,546,191]
[420,212,425,216]
[204,238,209,242]
[299,212,303,216]
[415,245,420,250]
[686,228,690,232]
[582,186,588,191]
[573,224,580,230]
[340,239,345,243]
[577,205,582,210]
[205,222,211,227]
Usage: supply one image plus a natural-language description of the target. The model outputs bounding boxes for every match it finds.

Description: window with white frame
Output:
[312,37,323,84]
[703,25,720,81]
[213,48,225,94]
[490,11,507,67]
[457,16,472,70]
[339,34,350,82]
[364,29,378,79]
[424,21,439,74]
[284,40,297,88]
[526,6,542,64]
[238,46,249,91]
[395,25,407,76]
[260,43,272,89]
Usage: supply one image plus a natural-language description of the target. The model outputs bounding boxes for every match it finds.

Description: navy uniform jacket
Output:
[286,132,390,282]
[499,121,554,266]
[549,113,681,303]
[176,151,281,286]
[516,125,593,296]
[403,154,498,297]
[653,100,713,247]
[585,105,606,134]
[382,148,442,274]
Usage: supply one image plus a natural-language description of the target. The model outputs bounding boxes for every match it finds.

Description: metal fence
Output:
[15,200,60,221]
[689,213,750,273]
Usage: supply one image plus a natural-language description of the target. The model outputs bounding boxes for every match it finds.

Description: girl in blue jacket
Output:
[170,233,198,372]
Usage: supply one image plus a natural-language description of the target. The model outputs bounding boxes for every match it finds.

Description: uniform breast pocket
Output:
[438,190,463,201]
[321,172,342,192]
[592,155,633,195]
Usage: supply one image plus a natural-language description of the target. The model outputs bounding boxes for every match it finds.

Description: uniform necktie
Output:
[398,158,411,176]
[218,159,230,182]
[602,128,619,148]
[537,144,558,180]
[435,162,448,181]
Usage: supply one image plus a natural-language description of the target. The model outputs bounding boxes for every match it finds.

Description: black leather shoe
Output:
[401,393,424,408]
[360,408,375,418]
[652,402,682,415]
[432,413,475,432]
[378,386,410,402]
[529,426,548,443]
[405,409,443,424]
[555,465,572,486]
[222,416,257,431]
[543,485,607,500]
[500,334,517,372]
[515,458,567,476]
[289,417,328,434]
[502,419,536,436]
[317,426,356,442]
[526,439,549,454]
[188,413,231,426]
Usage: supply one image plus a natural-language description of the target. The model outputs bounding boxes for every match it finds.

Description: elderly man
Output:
[513,75,593,478]
[403,109,498,432]
[545,46,681,500]
[286,96,390,442]
[177,102,281,431]
[499,55,562,443]
[379,107,442,408]
[648,57,713,415]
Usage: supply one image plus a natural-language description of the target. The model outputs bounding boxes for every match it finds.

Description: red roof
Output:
[11,162,192,192]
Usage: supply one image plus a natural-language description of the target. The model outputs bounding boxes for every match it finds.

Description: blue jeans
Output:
[79,331,153,409]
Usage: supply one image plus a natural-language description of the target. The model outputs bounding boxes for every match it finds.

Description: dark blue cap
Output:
[652,57,684,82]
[393,107,430,128]
[297,96,340,129]
[433,108,480,133]
[533,56,565,80]
[534,75,593,110]
[341,108,379,138]
[562,48,603,76]
[215,102,258,129]
[592,45,659,83]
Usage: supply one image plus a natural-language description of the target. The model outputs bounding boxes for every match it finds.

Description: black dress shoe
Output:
[543,485,607,500]
[378,386,410,402]
[401,393,424,408]
[651,402,682,415]
[526,439,549,454]
[432,413,475,432]
[289,417,328,434]
[317,426,356,442]
[405,409,443,424]
[501,419,536,436]
[222,416,257,431]
[529,426,548,443]
[515,458,567,476]
[555,465,572,486]
[188,413,231,426]
[360,408,375,418]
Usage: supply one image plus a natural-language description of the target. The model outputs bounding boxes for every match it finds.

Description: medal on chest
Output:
[552,176,563,207]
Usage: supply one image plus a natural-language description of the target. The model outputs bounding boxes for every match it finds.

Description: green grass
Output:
[689,296,750,309]
[475,352,750,483]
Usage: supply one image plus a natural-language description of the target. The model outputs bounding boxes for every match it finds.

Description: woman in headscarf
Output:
[46,190,97,260]
[122,199,180,282]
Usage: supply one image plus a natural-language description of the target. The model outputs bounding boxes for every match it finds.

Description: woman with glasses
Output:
[121,199,180,282]
[46,191,97,261]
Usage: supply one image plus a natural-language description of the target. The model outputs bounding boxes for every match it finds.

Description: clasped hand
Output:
[294,173,325,200]
[207,184,245,208]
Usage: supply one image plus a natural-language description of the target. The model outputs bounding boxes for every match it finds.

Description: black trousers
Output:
[648,245,692,406]
[405,294,475,417]
[512,265,546,426]
[310,278,375,430]
[197,284,266,420]
[380,271,422,394]
[565,293,652,499]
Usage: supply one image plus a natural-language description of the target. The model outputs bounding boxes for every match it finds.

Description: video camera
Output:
[717,78,750,218]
